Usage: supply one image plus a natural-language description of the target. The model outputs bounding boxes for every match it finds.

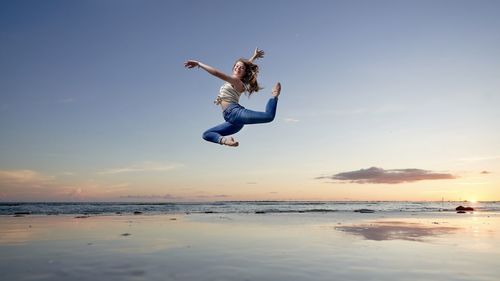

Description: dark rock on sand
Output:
[75,215,90,219]
[14,212,31,215]
[133,211,143,215]
[121,233,131,236]
[255,211,266,214]
[354,209,375,213]
[456,206,474,211]
[456,206,474,213]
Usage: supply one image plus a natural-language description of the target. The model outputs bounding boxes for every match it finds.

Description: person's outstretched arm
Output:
[249,47,265,62]
[184,60,243,89]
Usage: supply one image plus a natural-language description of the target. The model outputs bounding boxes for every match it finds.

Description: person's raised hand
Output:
[253,48,265,59]
[184,60,200,69]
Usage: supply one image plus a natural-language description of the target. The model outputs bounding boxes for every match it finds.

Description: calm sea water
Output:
[1,201,499,215]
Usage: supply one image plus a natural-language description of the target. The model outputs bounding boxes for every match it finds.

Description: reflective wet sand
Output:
[1,212,499,281]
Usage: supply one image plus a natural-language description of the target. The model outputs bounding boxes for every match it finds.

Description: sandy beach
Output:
[1,211,499,281]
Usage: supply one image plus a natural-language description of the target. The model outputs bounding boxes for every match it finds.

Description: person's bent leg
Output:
[232,97,278,125]
[202,122,244,145]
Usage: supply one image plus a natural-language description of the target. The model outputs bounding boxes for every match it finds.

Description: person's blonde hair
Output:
[234,59,262,96]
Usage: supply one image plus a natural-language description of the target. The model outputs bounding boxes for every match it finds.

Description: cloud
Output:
[68,188,83,197]
[283,118,300,123]
[0,169,72,200]
[0,170,54,187]
[316,167,456,184]
[0,169,136,201]
[99,161,182,175]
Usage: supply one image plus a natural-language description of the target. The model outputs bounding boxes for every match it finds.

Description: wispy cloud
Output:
[0,169,74,200]
[0,170,54,187]
[99,161,183,175]
[283,117,300,123]
[68,188,83,197]
[481,171,491,174]
[316,167,457,184]
[0,169,134,201]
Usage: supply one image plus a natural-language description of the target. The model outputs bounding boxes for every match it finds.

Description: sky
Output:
[1,0,499,202]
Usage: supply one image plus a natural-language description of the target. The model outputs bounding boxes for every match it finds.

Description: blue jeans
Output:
[202,97,278,144]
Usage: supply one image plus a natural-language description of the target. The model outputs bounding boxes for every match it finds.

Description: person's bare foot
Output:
[221,136,239,147]
[272,82,281,98]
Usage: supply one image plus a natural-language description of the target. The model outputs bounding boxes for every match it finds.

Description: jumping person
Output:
[184,48,281,147]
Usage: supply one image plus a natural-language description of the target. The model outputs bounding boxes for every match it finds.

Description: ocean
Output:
[1,201,499,215]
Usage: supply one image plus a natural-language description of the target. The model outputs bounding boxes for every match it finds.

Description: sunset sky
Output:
[1,0,499,202]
